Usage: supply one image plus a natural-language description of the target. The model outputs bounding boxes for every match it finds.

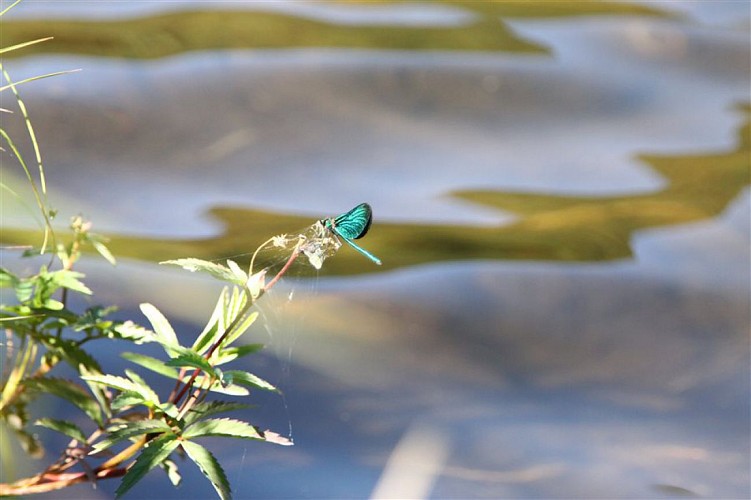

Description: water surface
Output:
[1,1,748,498]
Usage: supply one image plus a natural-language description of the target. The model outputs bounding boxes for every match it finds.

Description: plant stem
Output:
[0,466,127,496]
[171,247,300,409]
[263,248,300,292]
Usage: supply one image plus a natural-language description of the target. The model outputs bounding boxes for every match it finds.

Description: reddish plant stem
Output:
[171,248,301,407]
[262,248,300,292]
[0,466,127,496]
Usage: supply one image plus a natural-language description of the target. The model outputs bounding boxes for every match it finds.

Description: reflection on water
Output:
[1,1,748,498]
[1,2,672,59]
[5,103,750,272]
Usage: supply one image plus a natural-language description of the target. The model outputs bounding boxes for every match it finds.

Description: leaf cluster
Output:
[1,6,294,496]
[1,249,292,498]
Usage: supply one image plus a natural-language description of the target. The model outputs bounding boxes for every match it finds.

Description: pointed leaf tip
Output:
[181,441,231,500]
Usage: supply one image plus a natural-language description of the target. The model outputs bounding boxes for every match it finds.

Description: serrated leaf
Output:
[81,374,135,392]
[223,370,279,393]
[91,419,172,455]
[115,321,156,344]
[81,374,159,407]
[216,311,258,352]
[159,402,180,420]
[164,351,216,379]
[192,287,228,355]
[183,401,250,426]
[139,303,178,351]
[193,375,249,396]
[55,341,103,374]
[181,441,231,500]
[214,343,264,365]
[35,418,87,443]
[160,259,244,285]
[28,377,102,426]
[121,351,244,396]
[125,370,159,403]
[79,365,111,420]
[110,391,146,411]
[183,418,264,440]
[116,433,180,498]
[122,352,179,379]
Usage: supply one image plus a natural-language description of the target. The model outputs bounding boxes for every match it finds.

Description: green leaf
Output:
[214,343,264,365]
[88,236,117,265]
[81,374,135,392]
[91,419,172,455]
[79,365,111,420]
[183,401,250,426]
[122,352,179,379]
[125,369,160,402]
[191,287,227,355]
[223,370,279,393]
[27,377,102,426]
[116,433,180,498]
[226,259,248,284]
[224,286,247,333]
[53,340,103,374]
[192,375,249,396]
[72,305,118,335]
[139,303,178,351]
[183,418,264,440]
[115,321,156,344]
[14,278,34,303]
[122,351,246,395]
[81,373,160,407]
[181,441,231,500]
[42,298,64,310]
[159,402,180,420]
[160,259,244,285]
[0,267,18,288]
[110,391,146,411]
[35,418,87,443]
[164,350,216,379]
[217,311,258,351]
[51,269,92,295]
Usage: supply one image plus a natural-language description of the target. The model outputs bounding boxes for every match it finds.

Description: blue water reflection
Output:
[1,1,748,498]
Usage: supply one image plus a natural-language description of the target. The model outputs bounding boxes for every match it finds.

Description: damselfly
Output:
[320,203,382,265]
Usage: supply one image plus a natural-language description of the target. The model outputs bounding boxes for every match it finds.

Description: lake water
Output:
[1,1,749,498]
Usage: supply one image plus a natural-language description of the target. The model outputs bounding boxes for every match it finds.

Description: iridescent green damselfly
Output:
[321,203,382,265]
